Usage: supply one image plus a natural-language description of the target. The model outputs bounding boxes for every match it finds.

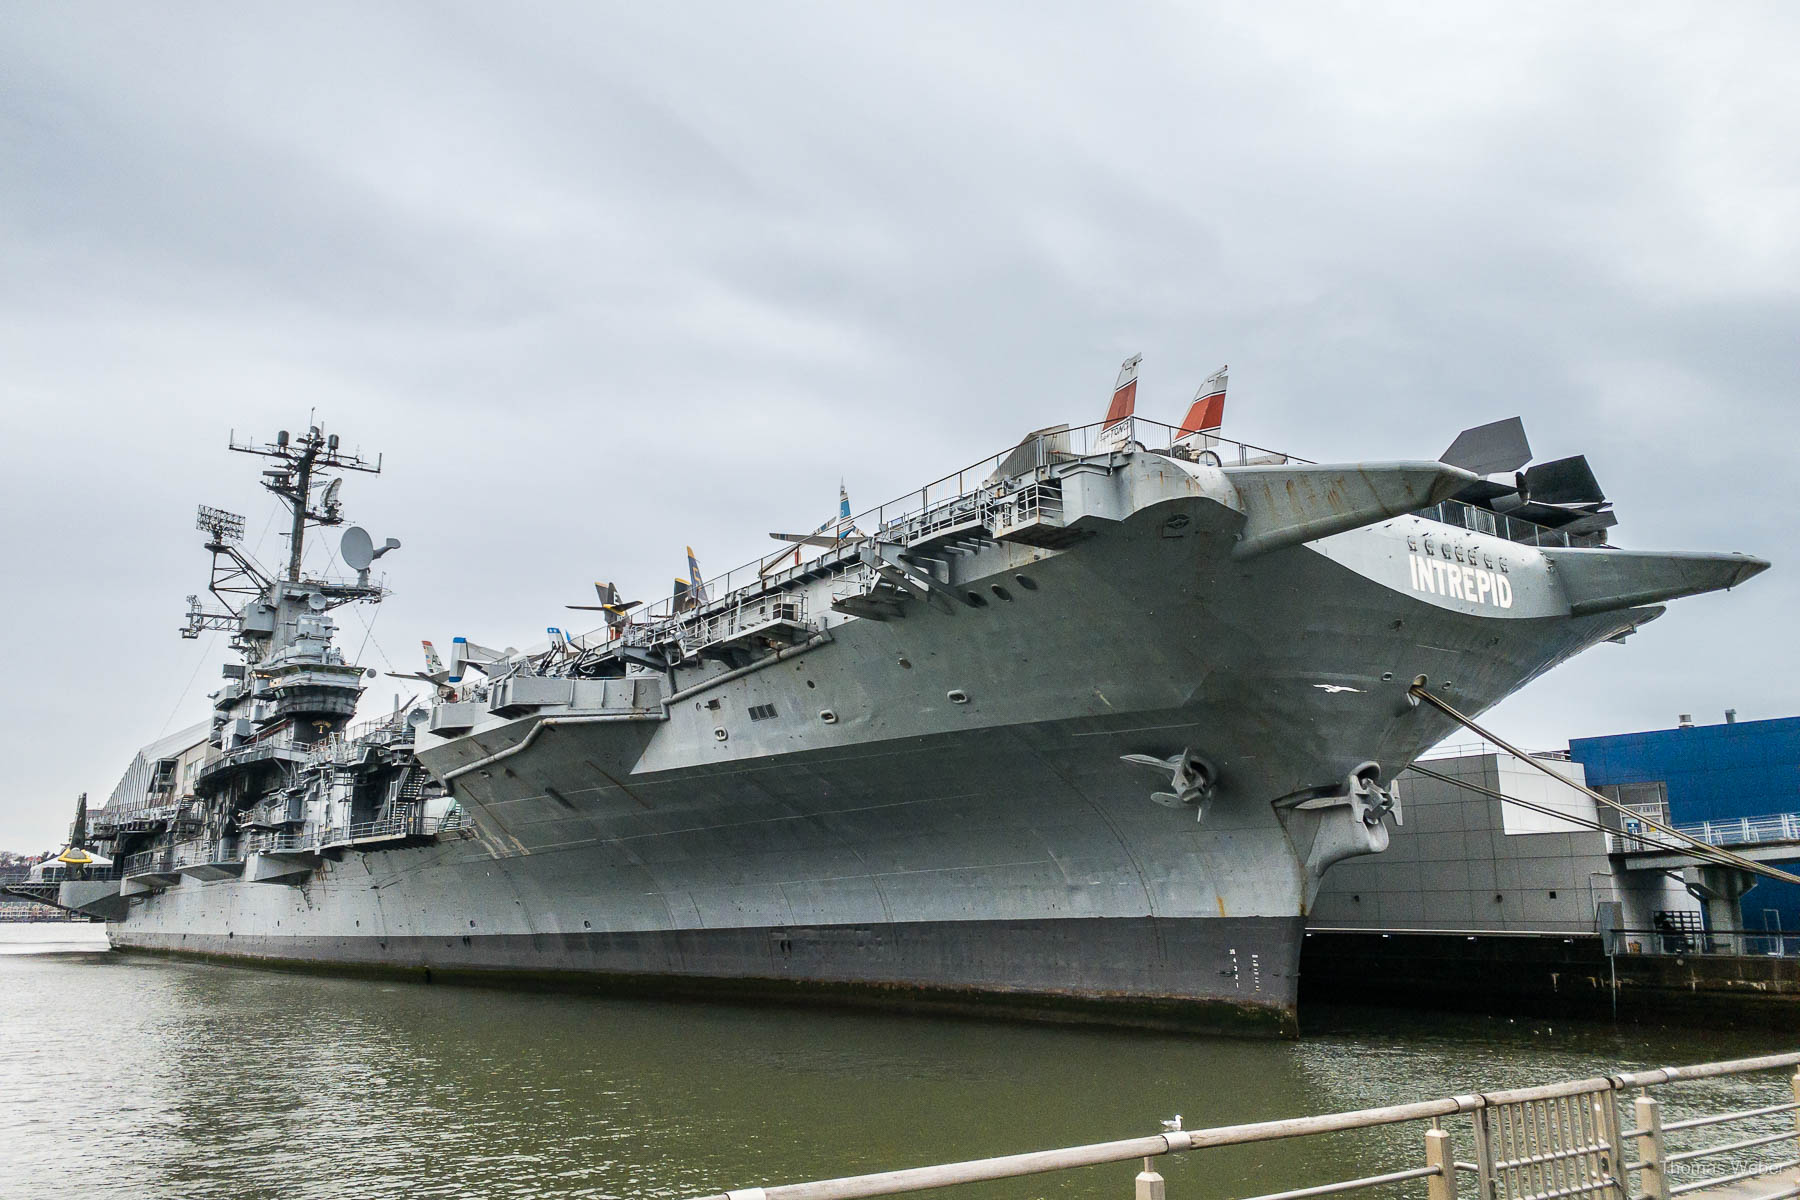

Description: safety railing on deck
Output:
[312,710,420,764]
[103,803,184,832]
[604,415,1303,636]
[198,730,316,781]
[245,830,318,854]
[648,593,812,655]
[569,417,1601,663]
[172,839,228,868]
[318,807,464,849]
[688,1052,1800,1200]
[120,808,465,876]
[13,866,124,883]
[1419,498,1608,549]
[124,848,177,877]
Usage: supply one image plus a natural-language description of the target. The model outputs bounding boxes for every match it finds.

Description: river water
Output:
[2,923,1792,1200]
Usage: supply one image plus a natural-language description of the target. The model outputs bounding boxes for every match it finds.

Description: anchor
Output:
[1274,761,1399,881]
[1277,761,1397,828]
[1120,748,1218,817]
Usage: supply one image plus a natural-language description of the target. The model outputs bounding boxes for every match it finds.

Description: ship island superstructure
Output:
[55,379,1771,1035]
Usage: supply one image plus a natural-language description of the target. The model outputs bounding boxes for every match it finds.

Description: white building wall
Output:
[1311,751,1703,936]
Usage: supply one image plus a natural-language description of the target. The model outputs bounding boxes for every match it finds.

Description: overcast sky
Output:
[3,4,1797,850]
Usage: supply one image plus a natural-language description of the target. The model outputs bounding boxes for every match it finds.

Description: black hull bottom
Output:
[112,914,1303,1037]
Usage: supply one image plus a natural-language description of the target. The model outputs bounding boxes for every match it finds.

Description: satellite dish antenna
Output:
[341,526,375,571]
[308,593,330,611]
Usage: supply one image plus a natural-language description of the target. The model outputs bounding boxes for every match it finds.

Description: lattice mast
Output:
[181,424,391,649]
[232,424,382,583]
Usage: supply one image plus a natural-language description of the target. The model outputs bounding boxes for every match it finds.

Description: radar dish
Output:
[308,593,330,611]
[341,525,376,571]
[196,505,246,544]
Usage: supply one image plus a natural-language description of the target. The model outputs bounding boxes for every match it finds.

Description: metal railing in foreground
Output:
[688,1051,1800,1200]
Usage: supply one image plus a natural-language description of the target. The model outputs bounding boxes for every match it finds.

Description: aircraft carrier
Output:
[36,360,1771,1035]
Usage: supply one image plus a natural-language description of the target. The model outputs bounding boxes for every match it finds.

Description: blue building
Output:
[1569,715,1800,935]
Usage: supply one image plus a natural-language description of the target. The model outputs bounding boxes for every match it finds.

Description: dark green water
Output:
[2,926,1791,1200]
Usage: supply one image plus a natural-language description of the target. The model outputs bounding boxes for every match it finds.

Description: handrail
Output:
[1610,813,1800,854]
[583,415,1307,642]
[1606,927,1800,959]
[561,416,1601,661]
[120,807,465,873]
[689,1051,1800,1200]
[1662,1104,1800,1134]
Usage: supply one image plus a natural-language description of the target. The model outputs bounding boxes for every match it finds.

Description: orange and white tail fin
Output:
[1096,353,1142,451]
[421,640,445,677]
[1176,366,1228,447]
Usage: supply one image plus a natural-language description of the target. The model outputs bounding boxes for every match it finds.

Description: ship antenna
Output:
[230,425,382,581]
[183,425,391,652]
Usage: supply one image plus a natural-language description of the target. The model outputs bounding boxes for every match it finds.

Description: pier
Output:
[690,1052,1800,1200]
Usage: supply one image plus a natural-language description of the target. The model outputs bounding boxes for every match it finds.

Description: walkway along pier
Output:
[690,1052,1800,1200]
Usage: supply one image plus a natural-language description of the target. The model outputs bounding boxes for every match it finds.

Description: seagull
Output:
[1162,1115,1183,1132]
[1313,683,1362,694]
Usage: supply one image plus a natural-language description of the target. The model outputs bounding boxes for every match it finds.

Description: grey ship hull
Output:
[107,453,1716,1036]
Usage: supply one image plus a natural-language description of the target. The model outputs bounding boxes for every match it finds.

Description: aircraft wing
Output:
[770,531,855,547]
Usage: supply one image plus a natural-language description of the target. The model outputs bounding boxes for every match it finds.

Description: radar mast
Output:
[181,424,397,657]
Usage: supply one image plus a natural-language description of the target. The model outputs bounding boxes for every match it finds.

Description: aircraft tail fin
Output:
[1096,353,1142,451]
[1176,366,1228,445]
[686,547,708,605]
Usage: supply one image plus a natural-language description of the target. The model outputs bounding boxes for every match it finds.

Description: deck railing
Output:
[570,417,1598,659]
[586,415,1303,642]
[1420,498,1608,549]
[12,865,124,883]
[312,710,420,763]
[123,848,176,877]
[688,1052,1800,1200]
[119,808,465,876]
